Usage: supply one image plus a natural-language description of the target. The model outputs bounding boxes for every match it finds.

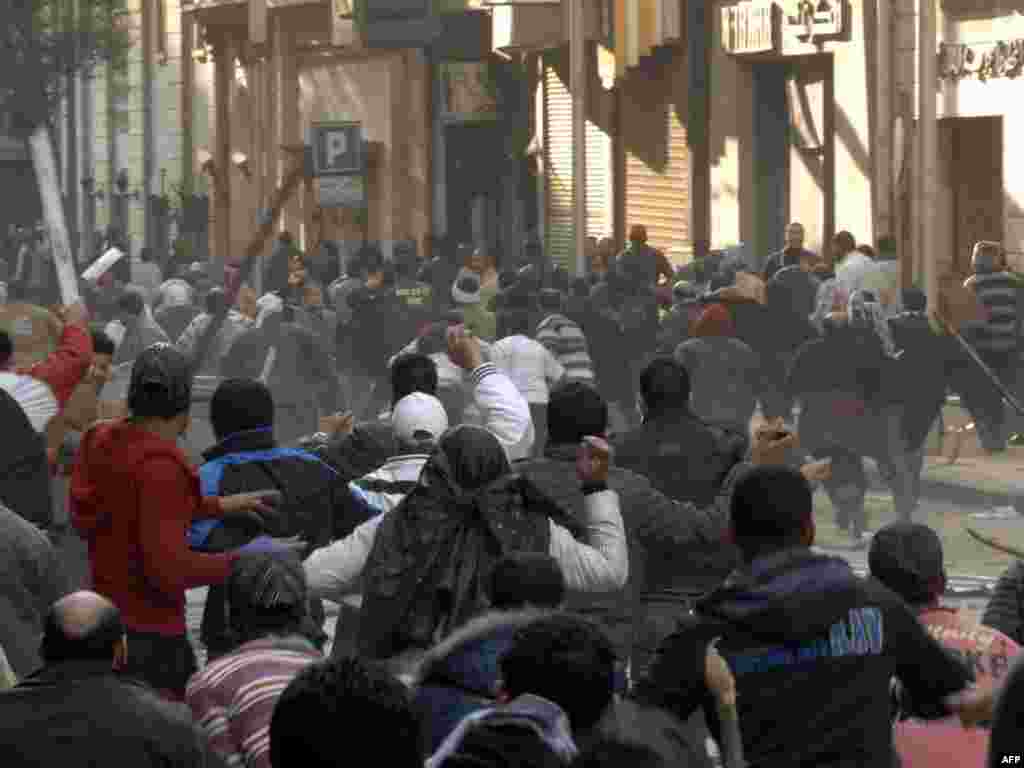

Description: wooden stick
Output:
[965,525,1024,560]
[188,153,306,378]
[934,310,1024,417]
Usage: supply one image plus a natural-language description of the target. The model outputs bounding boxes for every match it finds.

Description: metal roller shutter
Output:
[621,50,690,264]
[544,50,614,271]
[586,118,612,242]
[544,59,574,271]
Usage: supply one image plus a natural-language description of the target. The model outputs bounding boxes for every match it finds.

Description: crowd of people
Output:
[0,218,1022,767]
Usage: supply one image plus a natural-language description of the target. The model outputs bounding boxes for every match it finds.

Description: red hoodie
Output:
[71,420,238,636]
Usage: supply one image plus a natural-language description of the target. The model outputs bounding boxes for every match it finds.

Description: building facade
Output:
[57,0,209,264]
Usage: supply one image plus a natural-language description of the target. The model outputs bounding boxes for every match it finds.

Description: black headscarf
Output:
[358,425,566,660]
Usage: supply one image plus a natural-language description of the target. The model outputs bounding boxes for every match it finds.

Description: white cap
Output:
[391,392,449,447]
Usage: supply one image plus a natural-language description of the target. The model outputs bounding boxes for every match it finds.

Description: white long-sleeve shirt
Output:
[489,334,565,404]
[305,489,627,602]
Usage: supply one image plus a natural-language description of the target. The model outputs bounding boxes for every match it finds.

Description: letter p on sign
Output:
[326,132,348,169]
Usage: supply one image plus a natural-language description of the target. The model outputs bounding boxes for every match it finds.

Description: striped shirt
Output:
[186,636,321,768]
[536,313,595,384]
[349,453,429,518]
[966,271,1020,354]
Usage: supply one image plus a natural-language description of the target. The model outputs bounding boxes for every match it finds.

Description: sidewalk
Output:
[867,441,1024,508]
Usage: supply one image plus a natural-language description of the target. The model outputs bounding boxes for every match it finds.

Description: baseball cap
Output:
[392,392,449,447]
[868,522,946,605]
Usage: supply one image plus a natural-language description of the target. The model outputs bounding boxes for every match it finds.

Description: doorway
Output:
[753,63,789,266]
[943,116,1003,277]
[444,122,503,249]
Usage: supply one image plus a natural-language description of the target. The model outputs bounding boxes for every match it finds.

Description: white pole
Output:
[918,0,938,306]
[29,125,81,304]
[571,0,587,277]
[876,0,892,241]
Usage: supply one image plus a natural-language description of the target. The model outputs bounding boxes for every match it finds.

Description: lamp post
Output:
[570,0,587,277]
[917,0,937,308]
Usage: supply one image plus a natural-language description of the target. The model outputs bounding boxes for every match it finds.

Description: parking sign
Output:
[312,122,363,175]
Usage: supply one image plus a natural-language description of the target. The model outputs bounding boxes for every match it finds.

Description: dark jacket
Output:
[578,307,633,404]
[763,248,816,281]
[675,337,760,431]
[358,456,576,661]
[516,444,747,662]
[982,560,1024,646]
[0,387,53,529]
[0,505,68,678]
[636,548,972,768]
[888,311,952,449]
[989,653,1024,768]
[414,609,546,755]
[310,417,397,484]
[153,304,201,348]
[0,660,225,768]
[345,288,418,379]
[615,407,747,508]
[220,321,339,444]
[191,429,360,658]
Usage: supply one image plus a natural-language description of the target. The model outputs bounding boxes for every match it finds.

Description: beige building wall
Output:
[830,1,874,246]
[297,49,431,258]
[936,9,1024,270]
[708,6,755,252]
[84,0,211,255]
[710,1,879,258]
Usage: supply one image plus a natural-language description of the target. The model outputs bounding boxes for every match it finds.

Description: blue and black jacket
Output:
[189,428,369,659]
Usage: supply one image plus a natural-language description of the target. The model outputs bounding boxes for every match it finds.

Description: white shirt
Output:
[305,489,627,601]
[0,372,58,433]
[835,251,875,296]
[489,335,565,404]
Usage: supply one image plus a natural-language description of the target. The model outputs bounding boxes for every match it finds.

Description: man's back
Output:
[0,505,66,677]
[0,665,214,768]
[517,447,736,664]
[186,636,321,768]
[640,550,971,768]
[614,409,745,509]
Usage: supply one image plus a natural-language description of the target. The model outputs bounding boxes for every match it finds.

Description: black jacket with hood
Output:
[636,548,972,768]
[191,428,363,658]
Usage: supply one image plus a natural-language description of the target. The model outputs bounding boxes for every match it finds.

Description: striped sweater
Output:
[965,271,1020,354]
[536,313,595,384]
[349,453,430,518]
[185,636,321,768]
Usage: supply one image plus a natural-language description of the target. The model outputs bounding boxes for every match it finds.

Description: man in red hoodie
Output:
[71,343,300,700]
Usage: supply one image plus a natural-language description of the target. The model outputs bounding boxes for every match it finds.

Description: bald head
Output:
[41,591,125,664]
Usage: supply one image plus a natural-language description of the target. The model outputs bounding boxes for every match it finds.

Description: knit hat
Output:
[868,522,946,605]
[127,343,192,419]
[693,303,736,338]
[227,554,308,627]
[453,274,483,305]
[210,378,274,440]
[392,392,449,447]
